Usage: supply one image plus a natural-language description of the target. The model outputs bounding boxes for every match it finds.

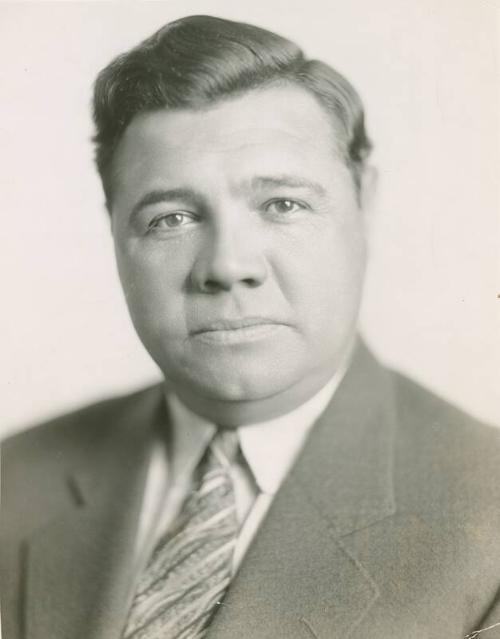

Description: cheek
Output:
[272,227,365,352]
[114,240,189,320]
[275,220,367,329]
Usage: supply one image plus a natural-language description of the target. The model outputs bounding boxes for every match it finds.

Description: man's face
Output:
[110,85,369,423]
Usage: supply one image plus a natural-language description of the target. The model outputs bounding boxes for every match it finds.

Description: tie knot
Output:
[211,429,240,466]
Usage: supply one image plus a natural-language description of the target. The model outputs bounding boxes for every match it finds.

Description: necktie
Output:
[123,430,239,639]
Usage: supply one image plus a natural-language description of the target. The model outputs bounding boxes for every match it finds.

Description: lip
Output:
[191,317,288,344]
[192,317,283,333]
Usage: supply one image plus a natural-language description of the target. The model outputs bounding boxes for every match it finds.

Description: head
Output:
[93,15,376,425]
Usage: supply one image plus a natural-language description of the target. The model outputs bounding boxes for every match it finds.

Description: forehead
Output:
[111,85,346,197]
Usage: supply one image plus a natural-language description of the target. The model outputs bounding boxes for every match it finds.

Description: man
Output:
[1,14,499,639]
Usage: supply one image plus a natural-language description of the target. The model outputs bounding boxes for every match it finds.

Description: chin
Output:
[198,369,289,402]
[168,356,303,405]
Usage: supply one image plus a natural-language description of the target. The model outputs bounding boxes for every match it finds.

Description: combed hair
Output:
[92,15,372,204]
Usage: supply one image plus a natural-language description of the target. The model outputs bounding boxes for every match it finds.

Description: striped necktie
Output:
[122,430,239,639]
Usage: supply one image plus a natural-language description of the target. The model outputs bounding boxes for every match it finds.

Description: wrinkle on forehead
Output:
[122,119,329,156]
[154,129,315,155]
[119,85,340,156]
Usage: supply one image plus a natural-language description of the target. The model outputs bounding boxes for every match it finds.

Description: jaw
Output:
[163,332,357,427]
[167,373,331,427]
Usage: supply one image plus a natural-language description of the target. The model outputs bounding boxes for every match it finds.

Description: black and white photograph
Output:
[1,1,499,638]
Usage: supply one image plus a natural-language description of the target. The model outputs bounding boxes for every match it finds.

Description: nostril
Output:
[242,277,260,288]
[202,279,224,294]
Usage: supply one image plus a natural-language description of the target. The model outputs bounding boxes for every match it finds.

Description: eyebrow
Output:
[248,175,327,197]
[131,188,200,218]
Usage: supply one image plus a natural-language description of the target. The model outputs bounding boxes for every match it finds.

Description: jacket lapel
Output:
[23,387,166,639]
[206,342,397,639]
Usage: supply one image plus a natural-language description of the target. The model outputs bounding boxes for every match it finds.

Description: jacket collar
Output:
[292,339,397,537]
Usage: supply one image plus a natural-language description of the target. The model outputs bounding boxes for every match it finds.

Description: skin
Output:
[110,84,373,426]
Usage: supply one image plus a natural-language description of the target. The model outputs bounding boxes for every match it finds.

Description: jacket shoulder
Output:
[391,370,499,447]
[390,370,500,507]
[1,384,164,479]
[1,384,165,539]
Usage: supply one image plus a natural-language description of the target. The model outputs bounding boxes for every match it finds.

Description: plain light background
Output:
[1,0,499,437]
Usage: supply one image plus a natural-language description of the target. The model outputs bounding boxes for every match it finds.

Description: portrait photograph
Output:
[1,1,499,638]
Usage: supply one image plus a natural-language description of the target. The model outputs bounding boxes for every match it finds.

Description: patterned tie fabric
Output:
[122,430,239,639]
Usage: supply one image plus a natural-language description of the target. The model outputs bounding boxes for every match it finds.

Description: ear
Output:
[358,165,378,258]
[359,164,378,213]
[106,201,118,235]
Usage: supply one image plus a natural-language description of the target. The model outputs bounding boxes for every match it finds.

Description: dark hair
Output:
[92,15,372,205]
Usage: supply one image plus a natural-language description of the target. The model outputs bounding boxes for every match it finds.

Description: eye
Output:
[148,212,198,231]
[265,199,305,215]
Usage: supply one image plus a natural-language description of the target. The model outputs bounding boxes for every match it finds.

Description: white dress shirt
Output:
[133,366,346,576]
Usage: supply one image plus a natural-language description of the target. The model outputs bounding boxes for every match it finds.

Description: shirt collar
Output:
[166,361,347,496]
[166,394,215,486]
[238,368,345,494]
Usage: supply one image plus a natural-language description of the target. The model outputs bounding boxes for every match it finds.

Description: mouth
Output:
[191,317,288,345]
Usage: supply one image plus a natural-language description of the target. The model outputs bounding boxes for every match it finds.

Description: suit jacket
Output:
[2,342,500,639]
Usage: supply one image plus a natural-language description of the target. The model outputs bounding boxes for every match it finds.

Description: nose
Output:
[190,218,268,293]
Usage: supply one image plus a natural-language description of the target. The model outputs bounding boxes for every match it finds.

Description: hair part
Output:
[92,15,372,206]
